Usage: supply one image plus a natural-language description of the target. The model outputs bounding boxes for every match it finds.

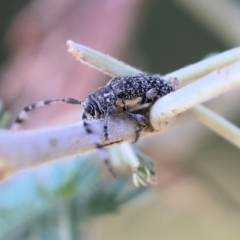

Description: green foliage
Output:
[0,154,147,240]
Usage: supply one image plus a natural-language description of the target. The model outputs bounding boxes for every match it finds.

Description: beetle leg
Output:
[103,106,116,140]
[124,110,146,142]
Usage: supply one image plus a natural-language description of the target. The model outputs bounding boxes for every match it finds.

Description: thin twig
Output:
[67,40,141,77]
[190,105,240,148]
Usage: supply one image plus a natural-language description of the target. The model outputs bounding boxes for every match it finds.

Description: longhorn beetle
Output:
[11,73,176,176]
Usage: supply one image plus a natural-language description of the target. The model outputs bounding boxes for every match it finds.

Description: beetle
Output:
[11,73,176,176]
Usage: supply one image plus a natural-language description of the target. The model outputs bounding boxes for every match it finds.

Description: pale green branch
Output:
[190,105,240,148]
[67,40,141,77]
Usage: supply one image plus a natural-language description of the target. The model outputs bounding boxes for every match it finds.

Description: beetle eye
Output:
[85,105,94,116]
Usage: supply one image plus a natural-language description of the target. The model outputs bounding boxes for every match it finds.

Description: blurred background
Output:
[1,0,240,239]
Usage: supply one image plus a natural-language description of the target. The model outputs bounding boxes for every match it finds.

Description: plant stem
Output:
[67,40,141,77]
[2,43,240,170]
[190,105,240,148]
